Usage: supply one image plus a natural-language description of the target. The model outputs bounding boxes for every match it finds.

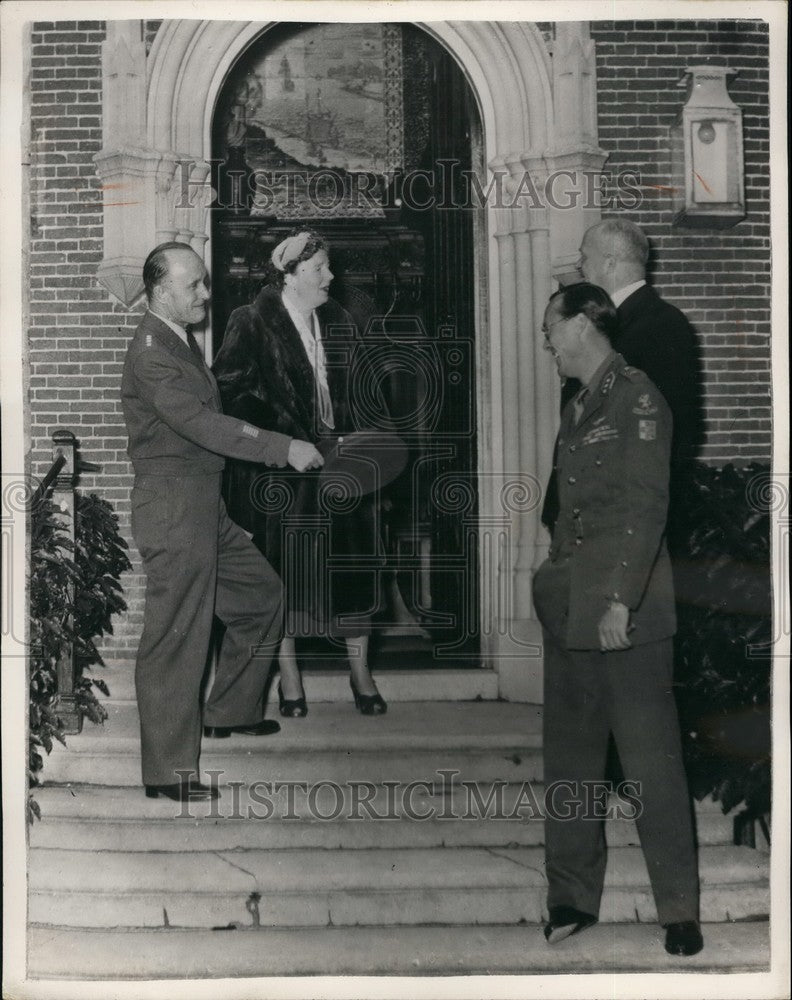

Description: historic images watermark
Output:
[173,159,645,214]
[169,768,645,822]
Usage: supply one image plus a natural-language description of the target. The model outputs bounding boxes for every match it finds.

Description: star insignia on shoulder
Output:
[600,372,616,395]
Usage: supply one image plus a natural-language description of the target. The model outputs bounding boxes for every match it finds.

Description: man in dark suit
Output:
[533,283,702,957]
[121,242,324,802]
[579,219,701,466]
[543,219,702,533]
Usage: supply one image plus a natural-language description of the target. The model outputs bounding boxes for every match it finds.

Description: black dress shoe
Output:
[544,905,598,944]
[664,920,704,956]
[203,719,281,738]
[350,678,387,715]
[145,781,219,802]
[278,683,308,718]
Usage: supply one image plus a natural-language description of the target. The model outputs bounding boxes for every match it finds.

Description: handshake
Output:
[287,439,324,472]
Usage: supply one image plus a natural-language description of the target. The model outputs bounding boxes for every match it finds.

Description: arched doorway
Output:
[97,18,604,699]
[209,22,482,669]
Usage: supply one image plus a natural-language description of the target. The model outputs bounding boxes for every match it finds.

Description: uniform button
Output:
[595,459,602,466]
[568,476,576,484]
[575,539,582,546]
[621,560,628,566]
[572,508,580,516]
[626,528,634,535]
[569,445,576,452]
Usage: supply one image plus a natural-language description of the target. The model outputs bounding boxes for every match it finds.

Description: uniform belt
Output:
[131,457,225,476]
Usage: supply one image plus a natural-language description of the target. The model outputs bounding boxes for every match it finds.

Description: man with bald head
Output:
[543,219,701,534]
[122,242,323,803]
[578,219,701,465]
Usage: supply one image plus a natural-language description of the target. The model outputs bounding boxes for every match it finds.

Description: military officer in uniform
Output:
[121,242,324,803]
[532,282,703,957]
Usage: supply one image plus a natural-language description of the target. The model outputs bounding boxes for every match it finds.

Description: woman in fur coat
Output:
[212,230,387,717]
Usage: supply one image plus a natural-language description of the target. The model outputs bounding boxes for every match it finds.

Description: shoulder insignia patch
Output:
[242,423,259,439]
[638,419,657,441]
[600,372,616,395]
[632,393,658,415]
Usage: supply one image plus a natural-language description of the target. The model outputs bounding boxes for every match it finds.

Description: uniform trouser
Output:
[543,631,700,925]
[131,472,283,786]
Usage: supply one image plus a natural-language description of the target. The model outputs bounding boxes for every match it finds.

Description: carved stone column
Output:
[154,155,180,243]
[492,202,519,627]
[545,22,609,282]
[94,22,154,306]
[184,161,213,257]
[94,22,204,307]
[94,149,161,306]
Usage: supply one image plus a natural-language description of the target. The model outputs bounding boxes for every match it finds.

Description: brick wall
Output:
[25,19,773,662]
[590,19,772,463]
[27,20,144,656]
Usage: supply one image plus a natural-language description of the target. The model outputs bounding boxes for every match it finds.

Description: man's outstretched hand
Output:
[287,440,324,472]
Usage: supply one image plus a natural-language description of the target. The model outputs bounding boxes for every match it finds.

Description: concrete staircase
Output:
[28,661,770,979]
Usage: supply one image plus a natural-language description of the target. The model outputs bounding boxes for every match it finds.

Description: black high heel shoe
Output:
[278,683,308,718]
[350,677,387,715]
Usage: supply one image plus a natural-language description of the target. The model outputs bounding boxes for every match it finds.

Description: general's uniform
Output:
[542,283,702,533]
[532,351,699,926]
[121,311,291,786]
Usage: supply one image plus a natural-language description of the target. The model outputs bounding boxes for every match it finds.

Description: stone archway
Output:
[95,19,606,701]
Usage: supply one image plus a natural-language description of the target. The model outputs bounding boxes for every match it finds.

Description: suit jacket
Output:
[614,284,702,463]
[533,353,676,650]
[121,310,291,476]
[542,284,702,531]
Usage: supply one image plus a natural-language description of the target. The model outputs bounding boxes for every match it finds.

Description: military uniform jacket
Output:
[121,311,291,476]
[534,352,676,650]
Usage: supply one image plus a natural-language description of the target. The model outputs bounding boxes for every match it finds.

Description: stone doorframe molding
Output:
[95,18,606,701]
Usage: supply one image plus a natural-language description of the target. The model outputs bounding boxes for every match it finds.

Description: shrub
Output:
[28,492,131,821]
[671,463,772,835]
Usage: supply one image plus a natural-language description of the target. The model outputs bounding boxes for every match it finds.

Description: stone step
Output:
[40,701,544,786]
[89,661,500,705]
[29,784,734,851]
[28,845,769,929]
[41,747,543,786]
[54,699,542,748]
[27,921,770,978]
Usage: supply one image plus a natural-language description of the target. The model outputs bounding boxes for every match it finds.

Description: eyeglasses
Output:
[542,317,565,352]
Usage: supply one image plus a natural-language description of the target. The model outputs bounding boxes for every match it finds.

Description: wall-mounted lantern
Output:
[670,66,745,228]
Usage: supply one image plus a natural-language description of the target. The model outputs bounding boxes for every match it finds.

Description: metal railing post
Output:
[51,429,82,734]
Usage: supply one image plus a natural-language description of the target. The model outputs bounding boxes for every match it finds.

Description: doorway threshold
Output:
[268,667,498,705]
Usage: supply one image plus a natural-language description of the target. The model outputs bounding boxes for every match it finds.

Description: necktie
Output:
[573,387,589,424]
[186,330,204,363]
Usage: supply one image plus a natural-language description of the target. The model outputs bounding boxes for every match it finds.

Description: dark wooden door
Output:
[210,23,479,665]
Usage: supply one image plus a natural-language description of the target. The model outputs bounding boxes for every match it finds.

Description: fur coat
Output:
[213,285,382,637]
